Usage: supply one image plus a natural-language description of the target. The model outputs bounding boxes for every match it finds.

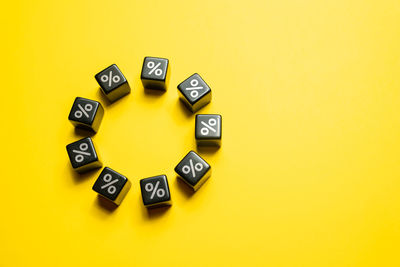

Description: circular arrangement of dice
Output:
[66,57,222,208]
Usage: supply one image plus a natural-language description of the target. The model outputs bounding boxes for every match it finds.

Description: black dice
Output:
[175,151,211,191]
[68,97,104,132]
[141,57,170,90]
[95,64,131,102]
[195,114,222,147]
[140,175,171,208]
[66,137,102,173]
[92,167,131,205]
[177,73,211,112]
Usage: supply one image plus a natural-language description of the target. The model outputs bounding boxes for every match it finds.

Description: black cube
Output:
[141,57,170,91]
[95,64,131,102]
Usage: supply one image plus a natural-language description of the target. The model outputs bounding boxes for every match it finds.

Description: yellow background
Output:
[1,0,400,266]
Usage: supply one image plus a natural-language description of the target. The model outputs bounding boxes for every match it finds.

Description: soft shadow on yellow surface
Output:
[95,195,119,213]
[175,177,196,199]
[1,0,400,266]
[68,165,100,185]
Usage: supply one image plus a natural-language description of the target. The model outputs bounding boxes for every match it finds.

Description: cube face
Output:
[195,114,222,147]
[140,175,171,207]
[141,57,170,90]
[92,167,131,205]
[177,73,211,112]
[66,137,102,173]
[95,64,130,102]
[68,97,104,132]
[175,151,211,191]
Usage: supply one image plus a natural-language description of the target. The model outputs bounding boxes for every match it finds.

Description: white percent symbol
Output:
[200,118,217,135]
[147,61,162,76]
[74,103,93,118]
[185,79,203,98]
[72,143,91,163]
[145,181,165,199]
[101,71,121,87]
[101,174,119,195]
[182,159,203,178]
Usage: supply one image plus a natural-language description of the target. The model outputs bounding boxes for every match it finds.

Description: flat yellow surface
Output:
[1,1,400,266]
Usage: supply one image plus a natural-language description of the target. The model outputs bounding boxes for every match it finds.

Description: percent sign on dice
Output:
[101,173,118,195]
[73,142,91,163]
[182,159,204,178]
[200,118,218,135]
[101,70,121,87]
[185,79,204,98]
[147,61,163,76]
[145,181,166,199]
[74,103,93,119]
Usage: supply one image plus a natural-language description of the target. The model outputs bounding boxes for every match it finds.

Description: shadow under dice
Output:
[92,167,131,205]
[141,57,170,90]
[68,97,104,132]
[195,114,222,147]
[66,137,102,173]
[140,175,171,208]
[177,73,211,112]
[95,64,131,102]
[175,151,211,191]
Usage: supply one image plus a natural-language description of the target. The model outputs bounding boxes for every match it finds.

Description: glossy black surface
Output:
[140,57,169,90]
[140,175,171,207]
[92,167,128,201]
[95,64,130,102]
[68,97,104,132]
[66,137,102,173]
[174,151,211,188]
[177,73,211,112]
[195,114,222,147]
